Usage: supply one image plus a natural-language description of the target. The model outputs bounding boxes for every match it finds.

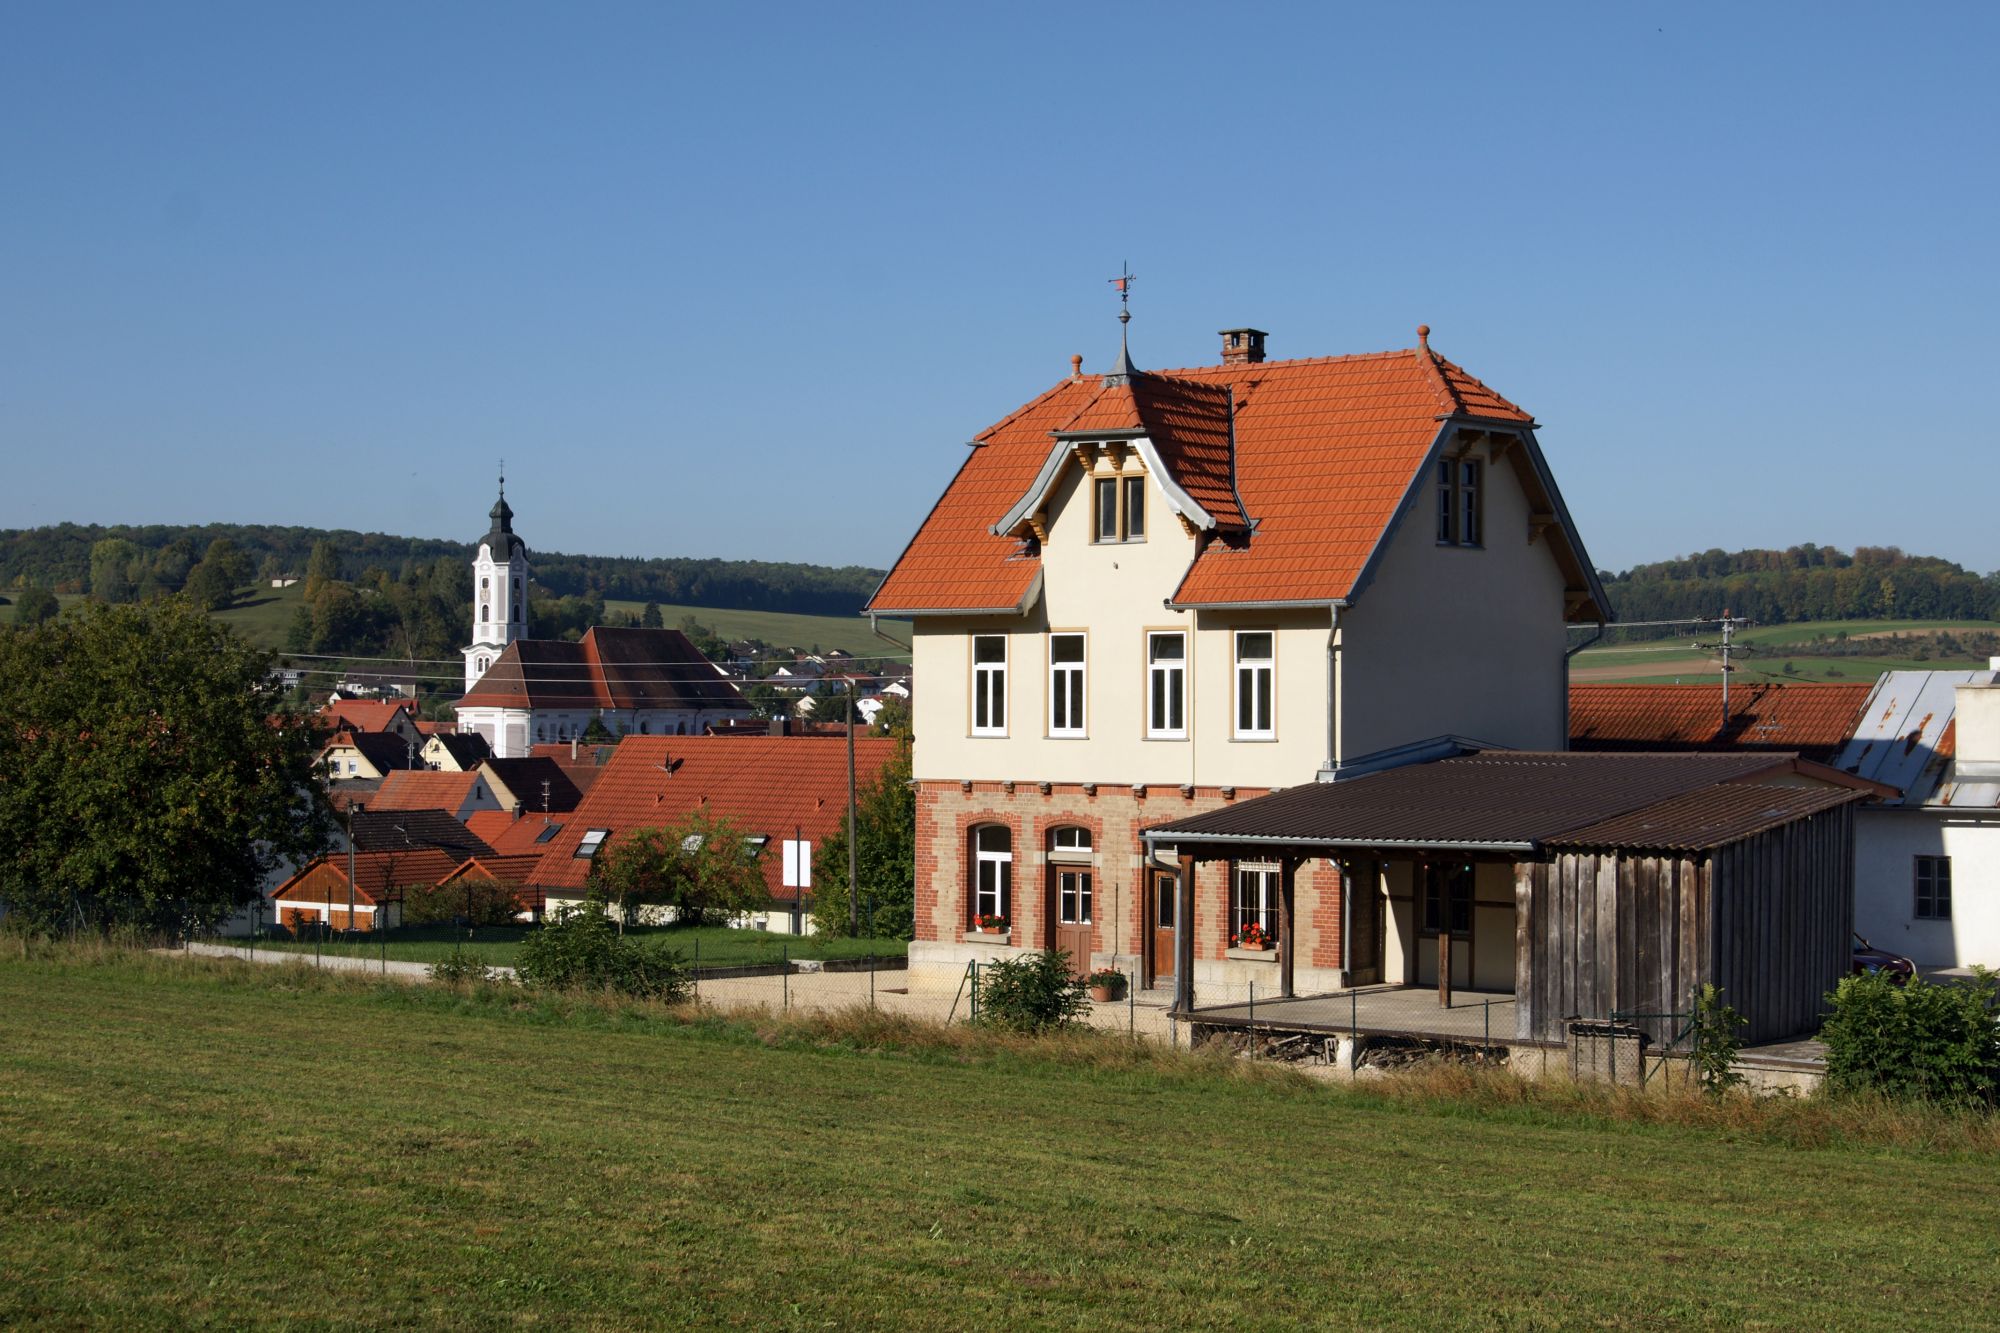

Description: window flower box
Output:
[964,929,1011,942]
[1226,946,1279,962]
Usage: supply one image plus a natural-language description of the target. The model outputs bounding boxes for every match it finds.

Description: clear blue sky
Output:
[3,3,1994,577]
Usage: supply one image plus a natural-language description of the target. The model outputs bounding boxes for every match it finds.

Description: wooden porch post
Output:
[1174,851,1196,1014]
[1437,929,1453,1008]
[1278,857,1296,1000]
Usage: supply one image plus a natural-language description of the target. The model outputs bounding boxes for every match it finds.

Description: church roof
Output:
[479,481,526,558]
[457,627,751,714]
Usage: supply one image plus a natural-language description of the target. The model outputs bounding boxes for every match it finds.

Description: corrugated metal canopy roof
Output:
[1143,751,1878,854]
[1545,784,1862,852]
[1834,669,1995,805]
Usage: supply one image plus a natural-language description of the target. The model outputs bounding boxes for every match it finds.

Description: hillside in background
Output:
[1600,544,1997,630]
[0,522,882,617]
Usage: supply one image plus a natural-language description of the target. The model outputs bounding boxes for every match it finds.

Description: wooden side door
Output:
[1055,868,1093,975]
[1150,871,1177,986]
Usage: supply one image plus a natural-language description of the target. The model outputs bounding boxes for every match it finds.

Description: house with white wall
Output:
[1841,663,2000,970]
[867,322,1611,993]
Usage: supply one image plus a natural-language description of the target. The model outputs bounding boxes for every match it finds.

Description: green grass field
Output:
[4,951,1999,1327]
[235,922,905,969]
[1573,617,1999,684]
[602,599,908,656]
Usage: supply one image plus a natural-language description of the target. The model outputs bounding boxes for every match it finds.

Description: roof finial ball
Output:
[1070,353,1083,379]
[1417,324,1431,350]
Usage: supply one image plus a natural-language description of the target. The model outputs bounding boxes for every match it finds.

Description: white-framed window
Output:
[481,604,490,623]
[1058,868,1093,925]
[1233,631,1274,739]
[972,635,1007,736]
[1051,825,1091,853]
[1092,472,1147,543]
[575,828,609,860]
[1049,633,1086,736]
[1915,855,1952,920]
[1232,864,1279,946]
[1437,457,1483,547]
[1147,631,1186,738]
[973,825,1012,924]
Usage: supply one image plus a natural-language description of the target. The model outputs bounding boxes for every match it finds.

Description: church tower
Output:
[464,471,529,693]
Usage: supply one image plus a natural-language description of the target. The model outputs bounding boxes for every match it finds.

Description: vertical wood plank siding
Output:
[1516,804,1852,1044]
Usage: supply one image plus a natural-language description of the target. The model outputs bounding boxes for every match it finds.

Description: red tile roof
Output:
[272,849,460,904]
[465,809,570,854]
[458,627,749,714]
[368,769,486,813]
[868,336,1584,613]
[527,735,904,901]
[1569,683,1874,763]
[440,854,545,887]
[317,699,417,734]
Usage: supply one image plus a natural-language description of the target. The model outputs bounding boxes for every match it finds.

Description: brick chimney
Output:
[1219,328,1268,365]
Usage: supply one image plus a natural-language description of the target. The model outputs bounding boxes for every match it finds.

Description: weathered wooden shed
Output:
[1520,787,1859,1044]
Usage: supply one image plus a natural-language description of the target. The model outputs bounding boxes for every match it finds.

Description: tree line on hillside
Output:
[1600,545,1998,631]
[0,522,883,616]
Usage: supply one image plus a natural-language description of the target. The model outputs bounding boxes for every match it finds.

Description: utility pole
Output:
[346,800,363,940]
[1691,610,1749,725]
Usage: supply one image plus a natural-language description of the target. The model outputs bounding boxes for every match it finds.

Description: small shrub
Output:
[1820,970,2000,1106]
[1083,967,1128,999]
[513,899,691,1002]
[1689,983,1746,1095]
[975,950,1088,1033]
[428,951,497,986]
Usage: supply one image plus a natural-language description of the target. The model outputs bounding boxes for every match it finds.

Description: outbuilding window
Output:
[1915,854,1952,920]
[1422,862,1474,937]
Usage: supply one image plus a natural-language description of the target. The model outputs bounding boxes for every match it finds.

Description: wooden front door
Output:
[1055,868,1093,975]
[1150,871,1177,986]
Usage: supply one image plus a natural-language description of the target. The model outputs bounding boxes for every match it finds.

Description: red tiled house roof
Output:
[868,332,1604,616]
[318,699,417,733]
[272,849,460,905]
[440,854,546,887]
[465,809,570,854]
[1569,683,1874,764]
[459,627,748,713]
[367,769,490,814]
[527,735,904,902]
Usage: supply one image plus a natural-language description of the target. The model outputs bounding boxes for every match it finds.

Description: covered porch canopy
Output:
[1142,750,1889,1043]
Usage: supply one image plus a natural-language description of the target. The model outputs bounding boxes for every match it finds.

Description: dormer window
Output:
[1093,472,1146,544]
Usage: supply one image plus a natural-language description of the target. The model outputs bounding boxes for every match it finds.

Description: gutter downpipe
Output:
[1563,619,1608,750]
[1326,602,1349,983]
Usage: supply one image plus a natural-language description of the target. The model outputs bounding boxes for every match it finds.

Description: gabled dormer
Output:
[989,370,1248,554]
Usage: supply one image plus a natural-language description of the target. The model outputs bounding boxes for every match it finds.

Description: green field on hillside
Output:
[602,599,907,655]
[1573,617,1999,684]
[4,952,1999,1328]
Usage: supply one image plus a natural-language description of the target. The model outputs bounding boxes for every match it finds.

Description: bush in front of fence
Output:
[514,899,692,1002]
[975,949,1089,1034]
[428,951,498,986]
[1690,984,1748,1096]
[1819,969,2000,1107]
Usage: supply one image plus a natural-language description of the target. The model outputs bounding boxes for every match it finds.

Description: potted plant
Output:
[1230,922,1276,953]
[971,913,1009,937]
[1084,966,1127,1002]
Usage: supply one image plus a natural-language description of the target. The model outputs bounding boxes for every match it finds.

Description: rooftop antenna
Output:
[1106,262,1137,384]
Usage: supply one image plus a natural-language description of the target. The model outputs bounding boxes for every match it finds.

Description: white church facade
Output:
[453,483,754,757]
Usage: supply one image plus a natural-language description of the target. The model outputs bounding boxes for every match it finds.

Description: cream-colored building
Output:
[869,325,1608,993]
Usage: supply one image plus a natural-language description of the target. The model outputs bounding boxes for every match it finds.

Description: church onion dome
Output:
[479,477,527,557]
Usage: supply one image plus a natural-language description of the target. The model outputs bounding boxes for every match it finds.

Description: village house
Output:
[269,848,459,932]
[318,728,418,782]
[869,324,1606,983]
[364,768,505,822]
[869,320,1878,1043]
[317,698,424,747]
[523,734,903,934]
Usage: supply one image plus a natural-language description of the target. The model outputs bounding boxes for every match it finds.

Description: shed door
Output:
[1055,869,1093,975]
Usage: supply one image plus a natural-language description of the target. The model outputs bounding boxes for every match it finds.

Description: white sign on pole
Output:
[782,839,812,889]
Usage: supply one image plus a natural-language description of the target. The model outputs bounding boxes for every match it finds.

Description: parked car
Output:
[1852,932,1915,983]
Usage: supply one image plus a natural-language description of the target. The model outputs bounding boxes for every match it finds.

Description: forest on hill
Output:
[0,522,883,615]
[1598,544,1996,630]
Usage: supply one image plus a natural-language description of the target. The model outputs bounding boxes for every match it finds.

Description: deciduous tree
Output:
[811,740,914,939]
[0,598,333,934]
[589,808,770,928]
